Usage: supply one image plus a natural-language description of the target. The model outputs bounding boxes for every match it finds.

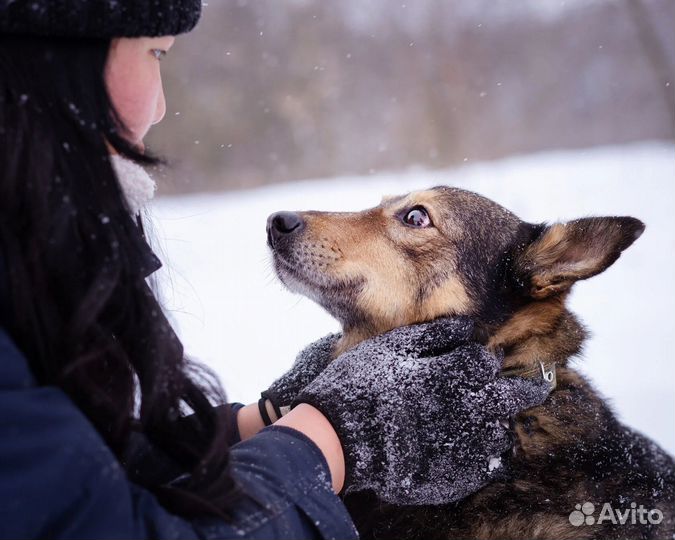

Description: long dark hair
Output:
[0,35,238,518]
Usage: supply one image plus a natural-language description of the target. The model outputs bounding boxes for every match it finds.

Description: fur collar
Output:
[110,154,156,216]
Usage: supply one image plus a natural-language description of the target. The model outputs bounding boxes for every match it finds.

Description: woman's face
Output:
[105,36,176,148]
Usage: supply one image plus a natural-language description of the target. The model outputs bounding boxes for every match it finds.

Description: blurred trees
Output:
[147,0,675,193]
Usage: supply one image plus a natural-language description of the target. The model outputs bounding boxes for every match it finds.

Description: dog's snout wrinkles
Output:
[267,211,305,247]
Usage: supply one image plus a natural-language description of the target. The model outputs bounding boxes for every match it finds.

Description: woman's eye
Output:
[403,207,432,228]
[151,49,167,61]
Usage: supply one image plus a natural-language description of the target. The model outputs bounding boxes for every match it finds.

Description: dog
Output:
[266,186,675,540]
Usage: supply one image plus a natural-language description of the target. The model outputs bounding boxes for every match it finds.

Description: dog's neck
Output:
[486,297,586,373]
[333,296,586,379]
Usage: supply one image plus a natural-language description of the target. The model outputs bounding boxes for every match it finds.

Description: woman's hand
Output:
[237,333,340,441]
[262,333,341,416]
[292,317,551,505]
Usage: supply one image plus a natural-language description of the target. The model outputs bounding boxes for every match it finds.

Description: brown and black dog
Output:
[266,186,675,540]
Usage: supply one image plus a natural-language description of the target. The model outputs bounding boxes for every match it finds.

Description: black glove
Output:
[293,317,550,506]
[262,333,341,416]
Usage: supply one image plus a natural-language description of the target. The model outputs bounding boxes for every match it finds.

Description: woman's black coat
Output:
[0,252,357,539]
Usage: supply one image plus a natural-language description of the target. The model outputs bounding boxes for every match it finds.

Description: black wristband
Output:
[270,399,283,420]
[258,397,274,426]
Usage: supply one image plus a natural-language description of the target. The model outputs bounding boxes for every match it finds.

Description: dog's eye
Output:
[403,206,431,228]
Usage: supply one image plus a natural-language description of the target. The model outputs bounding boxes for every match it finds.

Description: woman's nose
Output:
[152,86,166,125]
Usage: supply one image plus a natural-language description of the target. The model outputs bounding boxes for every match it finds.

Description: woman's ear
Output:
[514,217,645,299]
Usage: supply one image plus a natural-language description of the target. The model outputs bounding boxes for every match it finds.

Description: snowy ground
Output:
[151,141,675,456]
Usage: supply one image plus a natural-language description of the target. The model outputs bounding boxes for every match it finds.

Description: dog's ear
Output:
[514,217,645,299]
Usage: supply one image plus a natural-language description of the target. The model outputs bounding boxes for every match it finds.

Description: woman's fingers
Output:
[409,316,475,356]
[296,332,341,363]
[483,421,514,462]
[479,377,551,418]
[430,342,503,383]
[365,316,475,359]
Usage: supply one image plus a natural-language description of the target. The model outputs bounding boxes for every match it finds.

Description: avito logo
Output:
[569,502,663,527]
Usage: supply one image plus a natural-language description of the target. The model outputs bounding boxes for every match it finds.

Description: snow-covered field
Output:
[151,141,675,456]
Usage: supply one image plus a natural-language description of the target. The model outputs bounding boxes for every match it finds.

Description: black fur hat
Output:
[0,0,202,38]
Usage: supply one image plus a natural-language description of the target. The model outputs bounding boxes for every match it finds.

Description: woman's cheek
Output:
[106,60,161,143]
[121,80,161,142]
[118,96,150,142]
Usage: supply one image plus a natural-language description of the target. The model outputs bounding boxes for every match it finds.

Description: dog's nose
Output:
[267,211,305,247]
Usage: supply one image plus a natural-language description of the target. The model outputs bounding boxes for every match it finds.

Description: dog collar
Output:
[502,361,557,390]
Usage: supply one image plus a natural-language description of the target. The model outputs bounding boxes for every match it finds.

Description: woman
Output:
[0,2,550,539]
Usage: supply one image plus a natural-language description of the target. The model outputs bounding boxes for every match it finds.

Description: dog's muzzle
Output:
[267,211,305,249]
